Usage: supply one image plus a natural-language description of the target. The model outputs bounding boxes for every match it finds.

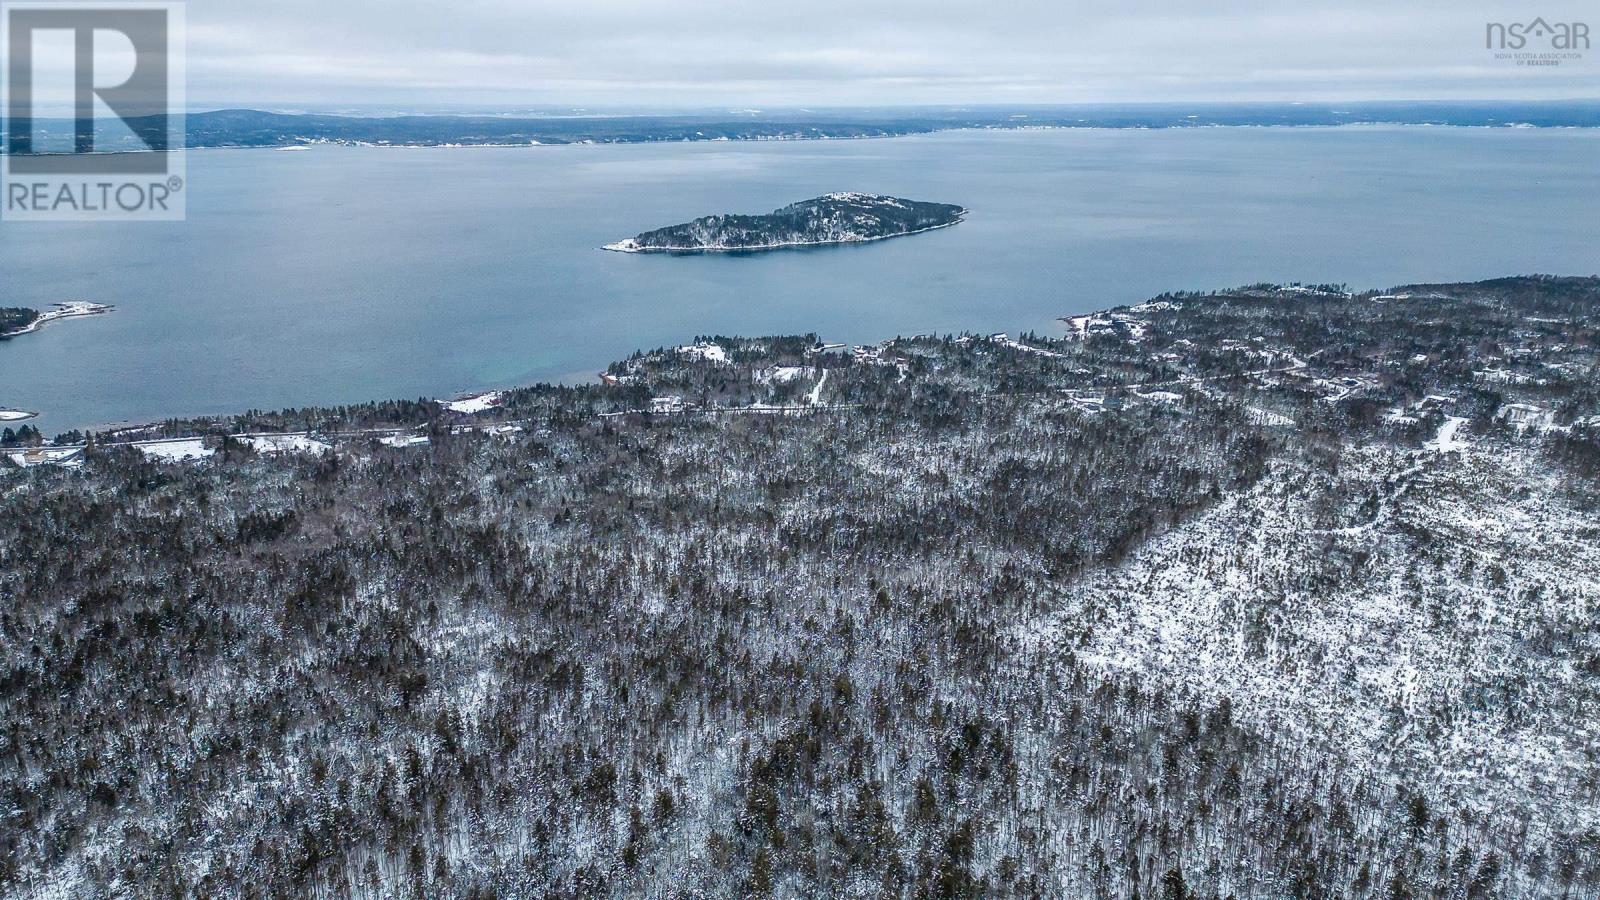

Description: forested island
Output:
[605,193,966,252]
[3,276,1599,897]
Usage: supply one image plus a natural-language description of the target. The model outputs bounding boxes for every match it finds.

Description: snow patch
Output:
[1424,416,1469,453]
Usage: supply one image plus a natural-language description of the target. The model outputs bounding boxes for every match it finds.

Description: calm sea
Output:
[2,126,1596,434]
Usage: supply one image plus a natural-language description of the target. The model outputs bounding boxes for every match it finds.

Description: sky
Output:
[20,0,1600,111]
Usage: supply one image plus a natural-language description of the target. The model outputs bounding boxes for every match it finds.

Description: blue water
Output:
[2,126,1597,434]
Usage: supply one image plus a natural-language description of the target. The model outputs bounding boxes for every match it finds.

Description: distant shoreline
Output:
[2,121,1594,162]
[159,120,1600,153]
[6,102,1598,156]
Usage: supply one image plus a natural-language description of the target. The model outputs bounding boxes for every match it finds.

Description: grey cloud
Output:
[180,0,1597,108]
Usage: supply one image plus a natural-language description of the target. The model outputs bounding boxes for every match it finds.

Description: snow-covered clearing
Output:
[1135,390,1184,405]
[1063,314,1095,339]
[3,446,84,469]
[757,365,810,384]
[240,433,331,455]
[1128,300,1183,313]
[135,438,214,462]
[1424,416,1469,453]
[440,391,503,414]
[677,342,729,364]
[806,369,830,406]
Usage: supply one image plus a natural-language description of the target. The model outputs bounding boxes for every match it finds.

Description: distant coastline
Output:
[3,101,1597,154]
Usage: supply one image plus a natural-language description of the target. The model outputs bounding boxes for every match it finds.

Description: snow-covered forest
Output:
[2,276,1597,898]
[605,194,965,252]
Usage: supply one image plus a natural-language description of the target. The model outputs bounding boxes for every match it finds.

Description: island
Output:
[603,192,966,252]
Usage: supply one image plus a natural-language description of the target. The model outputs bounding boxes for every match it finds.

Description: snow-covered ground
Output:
[240,433,331,455]
[678,342,729,364]
[1135,390,1184,405]
[1022,447,1600,839]
[806,369,829,406]
[1128,299,1184,313]
[756,365,810,384]
[134,438,214,462]
[380,433,431,448]
[3,446,84,468]
[1424,416,1469,452]
[1063,314,1096,339]
[440,391,503,414]
[1061,311,1150,342]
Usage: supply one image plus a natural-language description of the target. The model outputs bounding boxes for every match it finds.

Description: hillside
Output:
[604,193,966,252]
[2,276,1597,898]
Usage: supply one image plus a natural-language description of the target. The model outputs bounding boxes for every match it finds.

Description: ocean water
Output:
[1,126,1596,434]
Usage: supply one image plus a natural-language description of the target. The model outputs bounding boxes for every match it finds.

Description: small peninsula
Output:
[604,192,965,253]
[0,301,113,340]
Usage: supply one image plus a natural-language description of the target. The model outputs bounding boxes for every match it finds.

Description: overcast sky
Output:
[35,0,1600,110]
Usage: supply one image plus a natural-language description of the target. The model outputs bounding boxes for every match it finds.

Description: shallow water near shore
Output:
[1,126,1597,435]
